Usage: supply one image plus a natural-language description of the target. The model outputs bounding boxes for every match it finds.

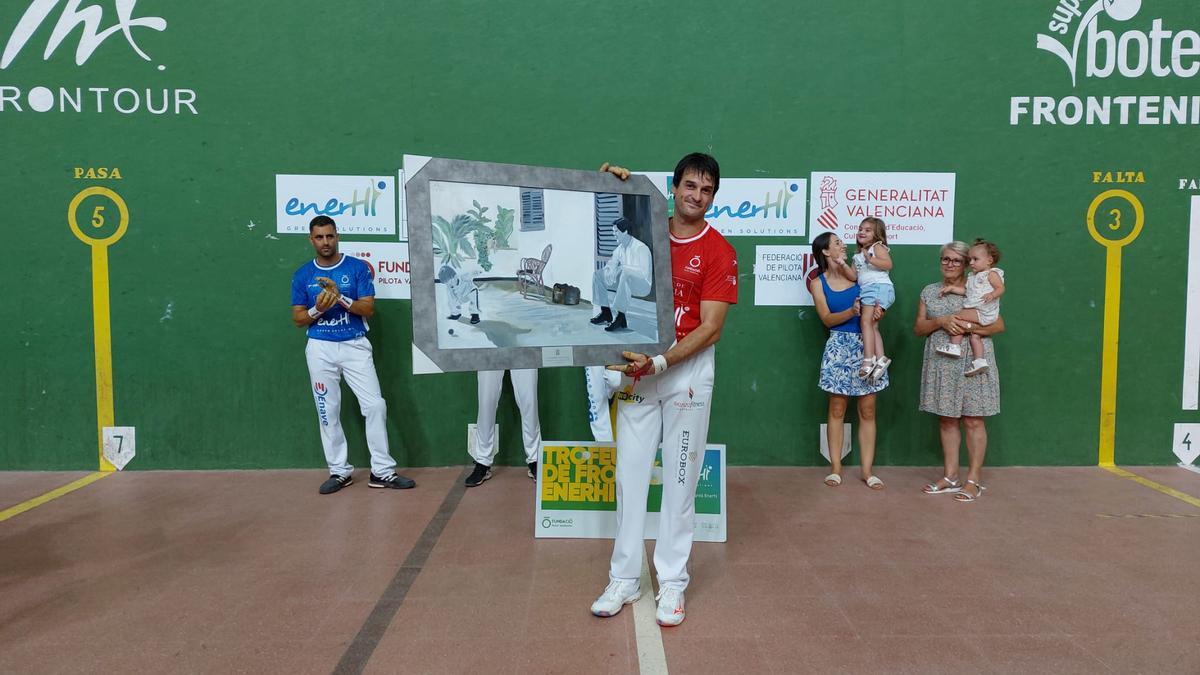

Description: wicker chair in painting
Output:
[517,244,552,298]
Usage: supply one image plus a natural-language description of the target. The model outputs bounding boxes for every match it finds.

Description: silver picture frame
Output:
[407,157,675,373]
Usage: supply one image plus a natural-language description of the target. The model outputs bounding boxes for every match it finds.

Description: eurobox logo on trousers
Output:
[1013,0,1200,126]
[0,0,198,115]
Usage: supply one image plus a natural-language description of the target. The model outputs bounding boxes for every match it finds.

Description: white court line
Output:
[633,548,668,675]
[1182,196,1200,409]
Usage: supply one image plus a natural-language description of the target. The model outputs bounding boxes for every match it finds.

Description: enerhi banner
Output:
[534,442,727,542]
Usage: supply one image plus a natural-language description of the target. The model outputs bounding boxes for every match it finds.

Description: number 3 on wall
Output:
[1108,208,1121,231]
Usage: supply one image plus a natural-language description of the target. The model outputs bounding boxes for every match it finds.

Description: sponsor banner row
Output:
[535,442,727,542]
[640,170,955,242]
[278,170,954,307]
[277,170,954,243]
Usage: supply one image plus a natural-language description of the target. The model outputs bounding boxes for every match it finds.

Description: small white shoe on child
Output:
[868,356,892,381]
[965,358,989,376]
[935,343,963,358]
[858,356,876,378]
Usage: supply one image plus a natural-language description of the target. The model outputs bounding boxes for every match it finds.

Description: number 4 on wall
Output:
[1172,424,1200,465]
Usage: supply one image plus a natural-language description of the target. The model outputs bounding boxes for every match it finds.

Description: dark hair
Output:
[860,217,887,247]
[811,232,835,277]
[672,152,720,194]
[971,238,1001,265]
[309,215,337,232]
[613,217,632,233]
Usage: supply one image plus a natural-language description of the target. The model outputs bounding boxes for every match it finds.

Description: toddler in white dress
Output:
[935,239,1005,376]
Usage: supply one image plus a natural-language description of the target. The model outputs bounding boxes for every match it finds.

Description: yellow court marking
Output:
[68,186,129,472]
[1086,189,1144,466]
[1104,466,1200,510]
[0,472,111,523]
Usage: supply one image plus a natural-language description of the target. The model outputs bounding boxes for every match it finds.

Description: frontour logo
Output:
[1013,0,1200,125]
[0,0,197,115]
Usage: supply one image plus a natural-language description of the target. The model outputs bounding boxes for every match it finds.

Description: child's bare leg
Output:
[968,333,984,360]
[873,307,886,359]
[860,311,877,361]
[949,308,981,346]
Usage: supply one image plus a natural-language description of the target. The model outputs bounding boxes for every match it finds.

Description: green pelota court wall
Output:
[4,0,1196,469]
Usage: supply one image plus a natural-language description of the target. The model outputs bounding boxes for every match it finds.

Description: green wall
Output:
[4,0,1196,469]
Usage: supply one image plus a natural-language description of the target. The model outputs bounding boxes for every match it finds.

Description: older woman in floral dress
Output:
[913,241,1005,502]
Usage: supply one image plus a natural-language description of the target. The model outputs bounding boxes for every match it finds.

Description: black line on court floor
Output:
[332,467,470,675]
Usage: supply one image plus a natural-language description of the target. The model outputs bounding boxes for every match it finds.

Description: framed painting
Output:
[406,157,674,373]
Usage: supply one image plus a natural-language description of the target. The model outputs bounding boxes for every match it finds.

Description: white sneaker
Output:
[655,587,686,626]
[935,343,962,357]
[965,358,989,376]
[590,580,641,617]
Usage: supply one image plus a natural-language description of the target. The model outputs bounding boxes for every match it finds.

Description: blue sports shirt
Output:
[291,255,374,341]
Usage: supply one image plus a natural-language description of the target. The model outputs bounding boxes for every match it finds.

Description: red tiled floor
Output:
[0,465,1197,673]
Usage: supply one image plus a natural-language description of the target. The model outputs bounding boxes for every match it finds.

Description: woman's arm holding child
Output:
[811,277,860,328]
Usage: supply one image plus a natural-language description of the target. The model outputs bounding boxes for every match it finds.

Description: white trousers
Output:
[609,346,715,591]
[592,266,651,315]
[447,278,480,314]
[585,365,623,442]
[304,337,396,477]
[473,369,542,465]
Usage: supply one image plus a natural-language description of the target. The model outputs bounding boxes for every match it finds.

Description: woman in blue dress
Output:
[809,233,889,489]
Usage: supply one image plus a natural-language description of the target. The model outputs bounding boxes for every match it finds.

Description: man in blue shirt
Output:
[291,215,415,494]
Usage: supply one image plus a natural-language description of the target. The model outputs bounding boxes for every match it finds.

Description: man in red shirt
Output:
[590,153,737,627]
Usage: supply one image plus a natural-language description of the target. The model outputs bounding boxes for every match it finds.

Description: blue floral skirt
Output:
[818,330,889,397]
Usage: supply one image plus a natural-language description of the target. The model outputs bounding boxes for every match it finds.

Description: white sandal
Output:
[922,476,961,494]
[869,356,892,381]
[824,473,842,487]
[954,479,987,502]
[858,357,877,378]
[864,475,885,490]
